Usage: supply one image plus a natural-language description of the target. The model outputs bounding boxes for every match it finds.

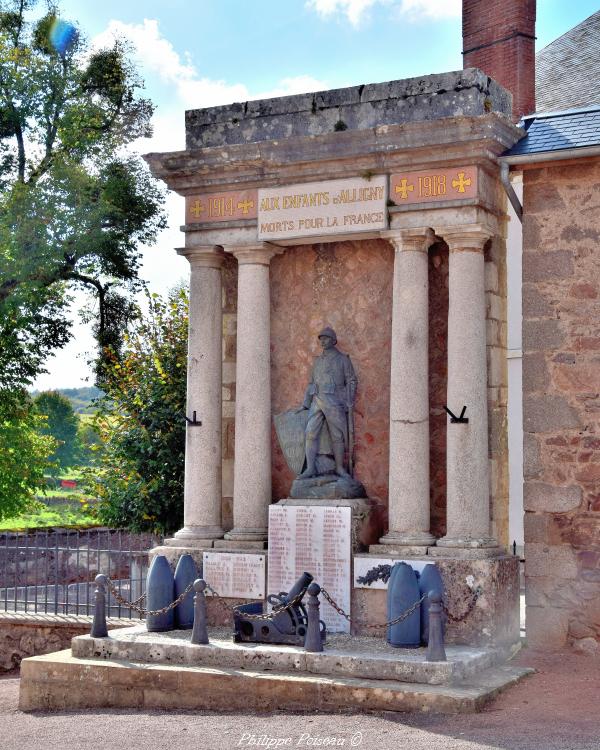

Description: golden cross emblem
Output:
[190,199,205,218]
[237,198,255,215]
[451,172,472,193]
[395,179,414,200]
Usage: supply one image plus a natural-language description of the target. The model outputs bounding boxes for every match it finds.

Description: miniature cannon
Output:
[233,572,326,646]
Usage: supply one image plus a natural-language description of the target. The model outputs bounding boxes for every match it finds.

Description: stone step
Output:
[19,649,533,714]
[71,625,516,685]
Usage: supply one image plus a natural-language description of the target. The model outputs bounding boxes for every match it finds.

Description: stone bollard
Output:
[304,582,324,653]
[418,563,446,646]
[190,579,209,645]
[426,591,447,662]
[91,574,108,638]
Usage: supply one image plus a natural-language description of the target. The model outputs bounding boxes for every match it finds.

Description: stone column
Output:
[379,229,435,549]
[436,225,497,548]
[224,243,282,543]
[173,246,225,543]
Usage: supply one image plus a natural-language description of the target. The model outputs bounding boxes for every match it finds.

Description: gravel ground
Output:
[1,647,599,750]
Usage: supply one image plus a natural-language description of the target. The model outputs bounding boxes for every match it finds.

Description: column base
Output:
[378,531,436,546]
[171,525,224,542]
[436,535,498,549]
[224,527,268,542]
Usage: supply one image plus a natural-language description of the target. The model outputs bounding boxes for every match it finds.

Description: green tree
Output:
[76,416,103,465]
[33,389,79,470]
[0,0,166,391]
[88,288,187,533]
[0,389,56,519]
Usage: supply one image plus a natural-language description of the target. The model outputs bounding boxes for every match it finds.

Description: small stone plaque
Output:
[390,166,478,206]
[258,176,387,241]
[353,556,428,590]
[186,189,258,223]
[202,552,266,599]
[268,505,352,633]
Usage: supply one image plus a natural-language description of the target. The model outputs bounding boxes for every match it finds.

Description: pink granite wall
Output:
[270,240,393,524]
[269,239,451,537]
[428,242,449,538]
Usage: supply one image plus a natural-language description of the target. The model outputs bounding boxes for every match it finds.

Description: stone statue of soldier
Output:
[273,325,366,499]
[295,326,357,479]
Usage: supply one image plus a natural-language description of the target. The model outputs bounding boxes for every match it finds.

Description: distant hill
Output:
[30,386,104,414]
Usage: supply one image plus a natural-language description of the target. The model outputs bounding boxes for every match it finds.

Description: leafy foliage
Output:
[76,415,103,465]
[33,389,79,471]
[0,0,166,390]
[87,289,187,534]
[0,389,56,519]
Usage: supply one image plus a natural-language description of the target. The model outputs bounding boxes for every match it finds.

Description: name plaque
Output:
[390,166,478,206]
[202,552,266,599]
[353,557,428,590]
[185,189,258,224]
[258,176,387,241]
[268,505,352,633]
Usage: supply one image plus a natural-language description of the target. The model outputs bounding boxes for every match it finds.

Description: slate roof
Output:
[536,10,600,112]
[503,105,600,158]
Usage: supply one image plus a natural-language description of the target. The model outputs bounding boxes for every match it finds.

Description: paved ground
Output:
[1,646,599,750]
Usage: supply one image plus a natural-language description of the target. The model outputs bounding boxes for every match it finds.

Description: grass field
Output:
[0,503,101,531]
[0,470,101,531]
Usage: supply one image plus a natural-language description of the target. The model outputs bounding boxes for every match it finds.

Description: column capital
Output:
[224,242,284,265]
[176,245,225,268]
[435,224,492,253]
[381,228,436,253]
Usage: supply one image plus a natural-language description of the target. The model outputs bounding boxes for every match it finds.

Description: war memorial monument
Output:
[19,67,533,712]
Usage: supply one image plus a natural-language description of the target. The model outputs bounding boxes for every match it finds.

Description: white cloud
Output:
[398,0,461,21]
[93,19,328,112]
[306,0,460,26]
[306,0,381,26]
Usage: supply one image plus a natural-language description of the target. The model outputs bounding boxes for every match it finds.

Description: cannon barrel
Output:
[281,572,313,605]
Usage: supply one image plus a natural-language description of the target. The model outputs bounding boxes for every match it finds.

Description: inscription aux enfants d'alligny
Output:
[184,167,478,241]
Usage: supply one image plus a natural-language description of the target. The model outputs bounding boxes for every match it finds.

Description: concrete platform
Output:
[71,625,516,686]
[18,649,532,714]
[18,626,532,714]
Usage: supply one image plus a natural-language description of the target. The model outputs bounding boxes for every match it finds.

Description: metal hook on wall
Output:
[184,411,202,426]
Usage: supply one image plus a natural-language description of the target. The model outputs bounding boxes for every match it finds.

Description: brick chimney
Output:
[463,0,536,120]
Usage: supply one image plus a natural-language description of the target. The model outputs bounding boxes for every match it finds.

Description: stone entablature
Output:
[184,68,512,149]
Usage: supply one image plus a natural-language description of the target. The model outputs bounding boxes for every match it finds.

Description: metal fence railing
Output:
[0,529,162,619]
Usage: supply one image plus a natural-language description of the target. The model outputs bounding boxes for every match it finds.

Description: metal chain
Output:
[442,586,482,623]
[205,582,307,622]
[103,578,481,626]
[320,588,427,629]
[105,578,194,617]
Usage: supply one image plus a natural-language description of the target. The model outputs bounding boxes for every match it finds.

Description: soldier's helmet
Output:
[318,326,337,344]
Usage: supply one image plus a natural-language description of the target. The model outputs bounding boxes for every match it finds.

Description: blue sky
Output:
[34,0,600,389]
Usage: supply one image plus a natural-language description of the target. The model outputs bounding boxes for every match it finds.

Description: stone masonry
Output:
[0,612,133,671]
[522,158,600,651]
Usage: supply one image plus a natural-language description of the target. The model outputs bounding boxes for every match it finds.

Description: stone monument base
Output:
[353,551,520,647]
[290,474,366,500]
[19,625,532,714]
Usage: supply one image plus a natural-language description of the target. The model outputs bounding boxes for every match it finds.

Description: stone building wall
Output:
[0,613,133,671]
[522,158,600,651]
